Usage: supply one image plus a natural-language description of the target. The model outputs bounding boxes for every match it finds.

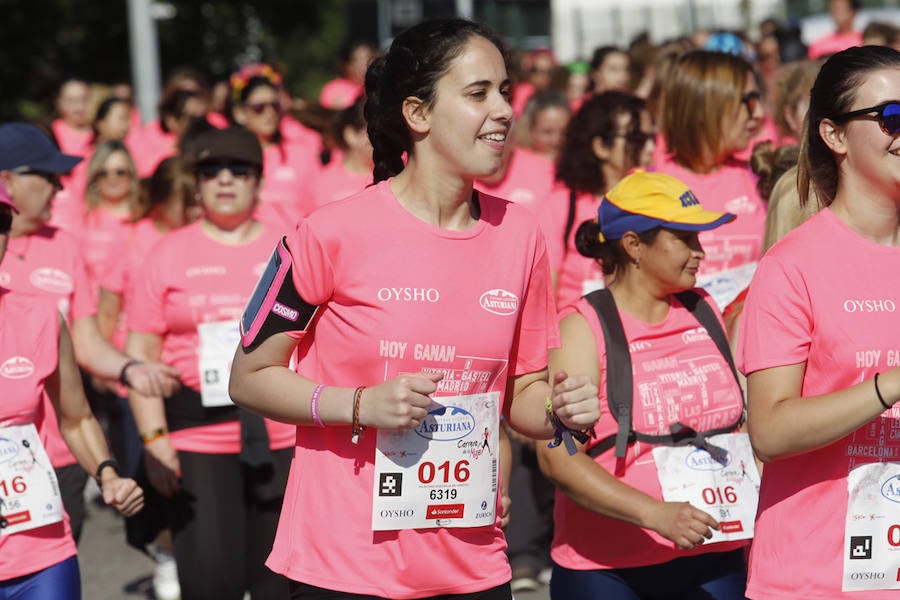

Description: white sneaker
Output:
[152,550,181,600]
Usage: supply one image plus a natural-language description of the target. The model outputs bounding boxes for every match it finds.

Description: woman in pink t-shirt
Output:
[319,39,377,110]
[538,170,748,599]
[539,91,655,309]
[0,181,143,599]
[516,90,571,163]
[229,19,601,600]
[655,51,768,311]
[229,63,320,226]
[126,127,294,600]
[309,96,372,213]
[738,45,900,599]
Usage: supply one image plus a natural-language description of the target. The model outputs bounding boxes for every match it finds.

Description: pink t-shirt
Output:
[655,155,767,278]
[512,81,536,117]
[133,120,177,178]
[0,290,77,580]
[319,77,363,110]
[127,221,295,454]
[52,158,89,232]
[0,226,96,469]
[738,208,900,599]
[808,31,863,60]
[256,141,320,227]
[51,119,91,158]
[535,187,606,310]
[281,115,323,152]
[475,147,556,212]
[309,159,371,214]
[78,206,135,289]
[266,180,559,598]
[552,291,746,570]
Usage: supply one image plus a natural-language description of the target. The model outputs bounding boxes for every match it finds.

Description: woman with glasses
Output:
[654,50,767,311]
[738,45,900,600]
[125,126,293,600]
[538,91,656,309]
[229,63,320,227]
[0,179,144,600]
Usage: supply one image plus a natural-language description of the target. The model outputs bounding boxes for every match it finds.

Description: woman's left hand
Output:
[549,370,600,432]
[101,476,145,517]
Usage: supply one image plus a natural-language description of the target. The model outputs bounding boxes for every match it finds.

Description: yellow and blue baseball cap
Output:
[598,169,735,241]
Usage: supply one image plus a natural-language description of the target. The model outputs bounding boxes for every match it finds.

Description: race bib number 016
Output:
[372,392,500,530]
[0,424,64,535]
[653,433,760,544]
[842,461,900,592]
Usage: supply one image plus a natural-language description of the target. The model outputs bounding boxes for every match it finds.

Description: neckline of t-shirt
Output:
[382,179,488,240]
[195,219,269,247]
[823,207,900,254]
[616,295,677,329]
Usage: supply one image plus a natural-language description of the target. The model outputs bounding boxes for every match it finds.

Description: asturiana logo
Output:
[479,289,519,316]
[0,357,34,379]
[30,268,73,295]
[684,447,730,471]
[681,327,710,344]
[0,437,18,464]
[415,406,476,441]
[880,474,900,503]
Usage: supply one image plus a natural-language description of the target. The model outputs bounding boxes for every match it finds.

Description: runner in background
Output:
[0,123,180,544]
[738,45,900,599]
[309,96,372,212]
[51,78,93,158]
[538,170,751,600]
[228,18,600,599]
[126,126,293,600]
[538,91,655,308]
[319,39,377,110]
[0,179,144,600]
[516,91,571,163]
[654,50,767,311]
[588,47,632,95]
[229,63,320,227]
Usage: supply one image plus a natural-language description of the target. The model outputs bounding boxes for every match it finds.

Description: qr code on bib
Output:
[378,473,402,497]
[849,536,873,560]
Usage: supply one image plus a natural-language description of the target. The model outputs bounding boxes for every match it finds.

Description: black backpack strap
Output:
[674,290,741,393]
[583,289,634,459]
[562,189,578,257]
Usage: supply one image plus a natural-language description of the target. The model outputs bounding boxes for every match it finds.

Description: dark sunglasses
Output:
[245,101,281,115]
[832,101,900,135]
[741,91,761,115]
[13,168,63,191]
[97,168,132,180]
[0,209,11,235]
[197,161,259,179]
[615,130,655,147]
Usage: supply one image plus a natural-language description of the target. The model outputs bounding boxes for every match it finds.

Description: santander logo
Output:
[30,268,73,295]
[480,289,519,316]
[1,356,35,379]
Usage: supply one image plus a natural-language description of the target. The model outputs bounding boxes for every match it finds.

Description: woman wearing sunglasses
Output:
[738,45,900,600]
[538,91,656,309]
[0,180,144,599]
[229,63,320,227]
[125,126,293,600]
[654,50,767,311]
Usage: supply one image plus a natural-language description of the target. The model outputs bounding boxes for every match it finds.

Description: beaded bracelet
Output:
[310,383,327,428]
[351,386,367,444]
[140,427,168,446]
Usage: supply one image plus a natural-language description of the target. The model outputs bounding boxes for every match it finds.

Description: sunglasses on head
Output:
[0,209,12,235]
[97,168,132,180]
[197,161,259,180]
[245,101,281,115]
[741,91,761,115]
[12,168,63,191]
[831,101,900,135]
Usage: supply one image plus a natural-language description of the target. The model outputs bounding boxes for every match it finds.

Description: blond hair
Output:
[85,141,141,218]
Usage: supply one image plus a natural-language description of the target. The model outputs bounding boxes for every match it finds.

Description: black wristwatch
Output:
[95,459,120,486]
[118,359,142,388]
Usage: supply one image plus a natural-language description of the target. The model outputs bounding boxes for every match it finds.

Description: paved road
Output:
[77,498,552,600]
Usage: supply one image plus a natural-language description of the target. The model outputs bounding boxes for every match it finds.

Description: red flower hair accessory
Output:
[230,63,283,103]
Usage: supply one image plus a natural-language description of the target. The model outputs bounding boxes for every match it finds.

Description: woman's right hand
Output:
[144,436,182,498]
[644,500,719,550]
[358,371,443,430]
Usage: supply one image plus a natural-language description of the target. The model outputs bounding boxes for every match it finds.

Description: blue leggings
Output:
[0,556,81,600]
[550,549,747,600]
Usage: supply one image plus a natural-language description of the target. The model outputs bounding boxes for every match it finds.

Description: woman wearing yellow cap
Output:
[537,169,754,600]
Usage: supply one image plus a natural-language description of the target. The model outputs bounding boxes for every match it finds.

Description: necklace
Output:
[8,235,31,261]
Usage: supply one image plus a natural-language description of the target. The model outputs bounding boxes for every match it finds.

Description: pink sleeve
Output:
[69,246,98,321]
[536,187,568,272]
[99,252,127,295]
[737,254,812,375]
[510,233,560,375]
[125,246,169,335]
[287,221,336,307]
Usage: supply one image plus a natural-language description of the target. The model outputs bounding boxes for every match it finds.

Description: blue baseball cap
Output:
[0,123,82,173]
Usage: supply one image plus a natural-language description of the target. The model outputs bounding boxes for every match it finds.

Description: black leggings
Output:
[172,448,292,600]
[289,581,512,600]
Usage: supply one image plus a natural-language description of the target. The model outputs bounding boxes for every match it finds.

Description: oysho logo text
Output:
[377,288,440,303]
[843,299,897,313]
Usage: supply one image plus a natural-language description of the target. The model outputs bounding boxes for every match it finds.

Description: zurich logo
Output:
[415,406,476,441]
[880,474,900,504]
[685,448,730,471]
